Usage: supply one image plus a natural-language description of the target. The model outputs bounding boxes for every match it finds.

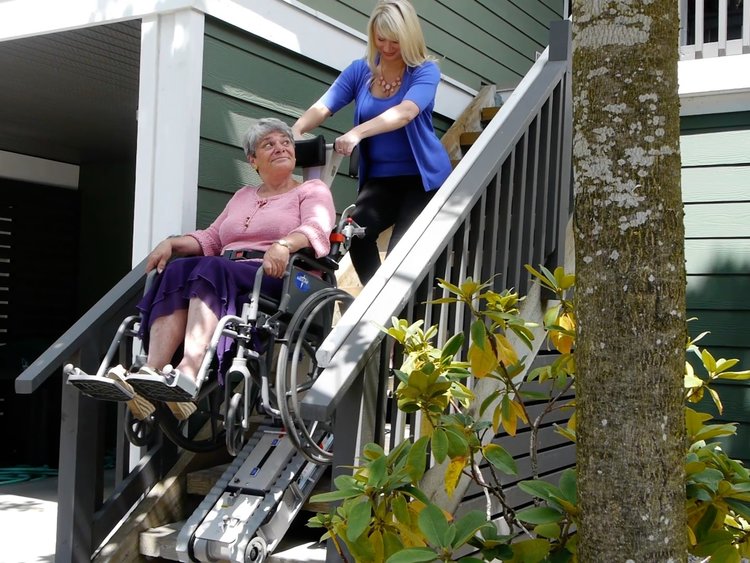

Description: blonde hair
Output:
[365,0,432,74]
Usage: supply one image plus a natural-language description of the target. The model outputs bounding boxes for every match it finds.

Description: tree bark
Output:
[572,1,687,561]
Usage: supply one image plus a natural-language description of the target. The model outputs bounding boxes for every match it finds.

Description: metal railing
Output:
[302,20,573,510]
[14,259,179,563]
[680,0,750,58]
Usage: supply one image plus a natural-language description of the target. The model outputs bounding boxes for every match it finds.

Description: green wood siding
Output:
[296,0,565,90]
[682,112,750,464]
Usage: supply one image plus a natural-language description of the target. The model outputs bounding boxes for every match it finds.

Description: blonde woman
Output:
[293,0,451,284]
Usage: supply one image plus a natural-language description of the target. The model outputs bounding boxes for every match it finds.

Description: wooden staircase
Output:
[103,85,514,563]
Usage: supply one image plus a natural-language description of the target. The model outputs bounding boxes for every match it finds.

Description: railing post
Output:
[718,0,728,56]
[548,20,573,271]
[56,341,105,562]
[695,0,705,58]
[744,0,750,53]
[549,19,571,62]
[326,370,364,563]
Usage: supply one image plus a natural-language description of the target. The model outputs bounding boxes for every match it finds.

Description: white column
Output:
[133,8,204,266]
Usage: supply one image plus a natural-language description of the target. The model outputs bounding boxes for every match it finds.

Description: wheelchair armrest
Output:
[290,247,339,273]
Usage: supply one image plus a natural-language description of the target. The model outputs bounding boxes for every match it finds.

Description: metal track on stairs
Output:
[176,426,330,563]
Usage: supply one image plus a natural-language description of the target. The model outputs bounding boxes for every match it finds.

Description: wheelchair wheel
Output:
[226,392,244,456]
[276,287,353,464]
[155,378,227,453]
[124,410,157,448]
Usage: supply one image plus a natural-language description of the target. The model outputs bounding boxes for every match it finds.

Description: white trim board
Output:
[0,150,79,188]
[0,0,475,119]
[679,54,750,116]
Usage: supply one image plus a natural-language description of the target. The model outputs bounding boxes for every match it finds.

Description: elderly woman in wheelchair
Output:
[68,117,359,454]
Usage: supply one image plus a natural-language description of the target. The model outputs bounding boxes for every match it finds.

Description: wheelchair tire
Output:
[276,287,353,464]
[154,378,227,453]
[124,410,157,448]
[226,392,245,456]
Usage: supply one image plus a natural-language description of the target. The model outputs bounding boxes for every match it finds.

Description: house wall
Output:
[295,0,565,91]
[682,111,750,463]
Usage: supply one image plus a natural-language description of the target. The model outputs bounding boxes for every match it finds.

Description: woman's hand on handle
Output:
[145,235,202,274]
[334,131,362,156]
[262,243,290,278]
[146,239,173,274]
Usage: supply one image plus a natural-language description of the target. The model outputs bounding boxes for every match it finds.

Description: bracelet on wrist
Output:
[275,239,292,250]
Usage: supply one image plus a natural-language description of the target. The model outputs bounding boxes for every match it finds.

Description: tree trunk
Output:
[572,1,686,561]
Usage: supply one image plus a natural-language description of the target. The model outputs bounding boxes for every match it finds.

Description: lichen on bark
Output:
[572,0,687,561]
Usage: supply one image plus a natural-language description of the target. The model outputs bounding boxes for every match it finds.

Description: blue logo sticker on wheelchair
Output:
[295,272,311,292]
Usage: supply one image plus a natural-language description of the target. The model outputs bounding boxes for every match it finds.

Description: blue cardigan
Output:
[319,58,452,191]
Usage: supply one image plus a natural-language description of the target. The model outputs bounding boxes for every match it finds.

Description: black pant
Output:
[349,175,435,284]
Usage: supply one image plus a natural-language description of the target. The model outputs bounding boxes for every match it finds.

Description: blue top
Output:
[319,58,452,191]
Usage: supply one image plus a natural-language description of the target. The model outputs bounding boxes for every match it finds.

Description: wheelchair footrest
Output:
[127,368,198,402]
[66,369,135,402]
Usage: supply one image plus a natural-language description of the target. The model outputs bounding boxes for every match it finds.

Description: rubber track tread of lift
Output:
[176,430,266,562]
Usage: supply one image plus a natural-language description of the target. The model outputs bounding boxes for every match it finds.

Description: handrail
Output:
[15,257,148,394]
[302,20,572,422]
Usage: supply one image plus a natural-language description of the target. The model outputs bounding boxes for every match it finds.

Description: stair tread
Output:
[481,106,501,120]
[140,521,183,561]
[269,541,326,562]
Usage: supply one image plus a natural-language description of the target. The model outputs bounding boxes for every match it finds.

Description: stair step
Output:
[140,521,183,561]
[187,463,231,496]
[269,541,326,562]
[480,105,501,128]
[459,131,482,155]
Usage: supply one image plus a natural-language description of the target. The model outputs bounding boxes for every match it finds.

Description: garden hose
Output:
[0,466,58,486]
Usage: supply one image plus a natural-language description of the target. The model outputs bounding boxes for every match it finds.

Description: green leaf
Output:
[346,500,371,542]
[510,538,552,563]
[515,506,564,524]
[418,503,450,549]
[309,488,361,503]
[367,454,387,488]
[708,544,741,563]
[483,443,518,475]
[725,498,750,521]
[517,479,561,503]
[406,436,429,483]
[452,510,489,548]
[432,428,448,463]
[559,469,577,503]
[471,320,487,350]
[480,389,501,417]
[534,522,561,539]
[442,333,465,361]
[386,547,438,563]
[392,494,410,525]
[445,426,470,458]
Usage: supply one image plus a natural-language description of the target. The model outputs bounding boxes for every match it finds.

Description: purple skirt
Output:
[137,256,283,370]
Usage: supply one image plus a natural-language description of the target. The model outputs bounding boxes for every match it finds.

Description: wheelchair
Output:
[65,136,364,461]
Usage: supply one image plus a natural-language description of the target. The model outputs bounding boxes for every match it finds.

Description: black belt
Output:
[222,249,263,261]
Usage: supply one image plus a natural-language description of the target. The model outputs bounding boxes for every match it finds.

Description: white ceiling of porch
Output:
[0,20,141,165]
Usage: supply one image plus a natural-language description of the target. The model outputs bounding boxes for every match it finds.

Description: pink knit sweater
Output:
[187,179,335,258]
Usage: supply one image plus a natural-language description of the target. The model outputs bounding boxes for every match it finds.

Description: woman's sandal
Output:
[166,401,197,421]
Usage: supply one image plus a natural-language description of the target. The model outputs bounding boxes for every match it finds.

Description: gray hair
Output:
[241,117,295,157]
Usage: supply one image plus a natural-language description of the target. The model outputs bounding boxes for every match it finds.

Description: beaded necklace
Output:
[376,66,404,97]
